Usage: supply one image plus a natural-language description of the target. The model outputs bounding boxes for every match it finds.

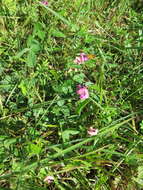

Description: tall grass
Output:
[0,0,143,189]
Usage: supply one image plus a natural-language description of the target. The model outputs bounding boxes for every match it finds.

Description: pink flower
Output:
[44,176,54,184]
[74,53,88,64]
[77,85,89,100]
[87,127,98,136]
[41,1,48,5]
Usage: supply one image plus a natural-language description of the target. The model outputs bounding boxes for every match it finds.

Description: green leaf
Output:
[27,36,41,52]
[41,4,79,31]
[61,106,70,116]
[57,99,65,106]
[27,51,36,67]
[34,22,46,40]
[62,129,79,142]
[73,73,85,83]
[18,80,27,96]
[30,41,41,52]
[4,138,17,148]
[37,30,46,40]
[76,98,90,115]
[14,48,29,59]
[27,143,42,156]
[51,28,66,38]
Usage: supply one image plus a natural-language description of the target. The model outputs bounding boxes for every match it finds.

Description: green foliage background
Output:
[0,0,143,189]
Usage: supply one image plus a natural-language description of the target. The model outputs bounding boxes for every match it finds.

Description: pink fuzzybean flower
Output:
[41,1,48,5]
[44,176,54,184]
[77,85,89,100]
[87,127,98,136]
[74,53,88,64]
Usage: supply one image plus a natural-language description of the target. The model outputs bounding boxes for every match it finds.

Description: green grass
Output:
[0,0,143,189]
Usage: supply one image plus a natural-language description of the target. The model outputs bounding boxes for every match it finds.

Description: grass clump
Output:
[0,0,143,189]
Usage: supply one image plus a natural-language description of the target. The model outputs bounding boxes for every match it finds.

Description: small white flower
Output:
[87,127,98,136]
[44,176,54,184]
